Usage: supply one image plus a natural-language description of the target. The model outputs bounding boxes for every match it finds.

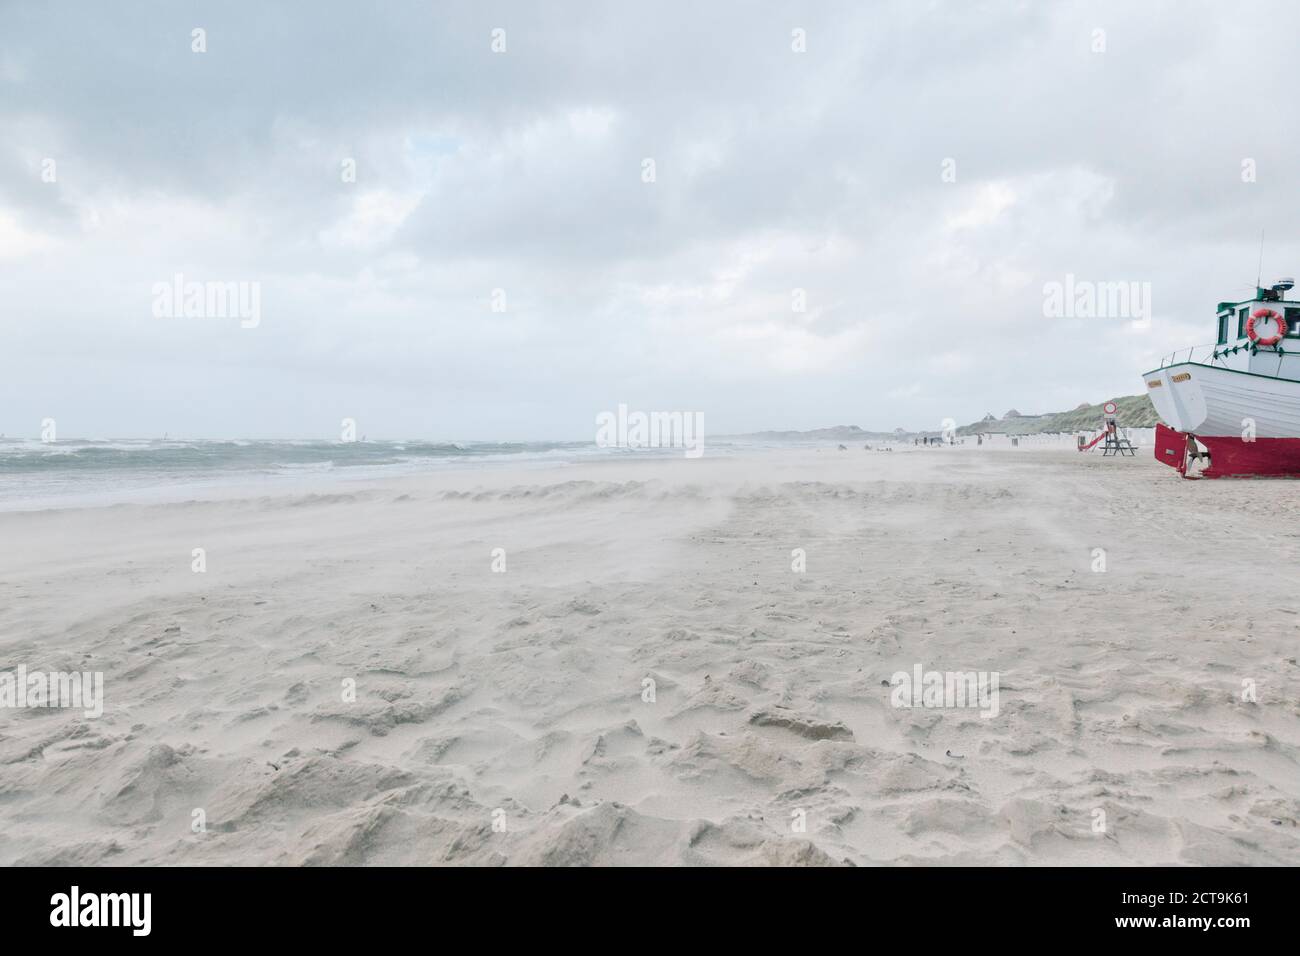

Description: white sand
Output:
[1,446,1297,866]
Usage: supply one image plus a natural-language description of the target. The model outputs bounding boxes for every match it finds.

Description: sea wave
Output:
[0,437,752,510]
[0,438,623,510]
[0,438,592,474]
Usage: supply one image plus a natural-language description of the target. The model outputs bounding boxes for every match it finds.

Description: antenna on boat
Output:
[1256,228,1265,290]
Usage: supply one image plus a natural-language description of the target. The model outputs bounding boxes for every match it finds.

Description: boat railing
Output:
[1156,344,1223,368]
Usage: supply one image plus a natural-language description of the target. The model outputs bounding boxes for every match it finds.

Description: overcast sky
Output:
[3,1,1299,440]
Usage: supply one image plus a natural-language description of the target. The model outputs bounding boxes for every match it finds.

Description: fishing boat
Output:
[1144,278,1300,477]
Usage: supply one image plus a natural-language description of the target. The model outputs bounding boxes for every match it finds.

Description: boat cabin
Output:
[1211,278,1300,380]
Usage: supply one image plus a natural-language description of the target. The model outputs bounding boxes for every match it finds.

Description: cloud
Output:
[3,0,1298,438]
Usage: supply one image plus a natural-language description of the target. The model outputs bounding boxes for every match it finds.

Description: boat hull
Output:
[1142,361,1300,438]
[1154,422,1300,478]
[1144,360,1300,477]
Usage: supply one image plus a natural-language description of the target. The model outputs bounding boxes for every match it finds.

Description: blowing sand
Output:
[1,446,1297,866]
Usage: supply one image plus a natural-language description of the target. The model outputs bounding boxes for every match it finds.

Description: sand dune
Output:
[1,447,1297,865]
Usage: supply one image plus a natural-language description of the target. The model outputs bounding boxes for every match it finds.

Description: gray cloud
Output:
[3,0,1299,439]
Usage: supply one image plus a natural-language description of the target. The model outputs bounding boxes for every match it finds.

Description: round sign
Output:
[1103,402,1117,415]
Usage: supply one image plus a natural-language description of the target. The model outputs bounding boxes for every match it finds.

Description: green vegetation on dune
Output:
[956,394,1157,436]
[730,394,1159,441]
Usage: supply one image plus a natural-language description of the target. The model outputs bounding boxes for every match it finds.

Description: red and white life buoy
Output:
[1246,308,1288,346]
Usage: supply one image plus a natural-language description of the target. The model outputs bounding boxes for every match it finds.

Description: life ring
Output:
[1246,308,1287,346]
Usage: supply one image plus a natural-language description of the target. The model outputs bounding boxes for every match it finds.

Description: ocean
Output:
[0,438,639,510]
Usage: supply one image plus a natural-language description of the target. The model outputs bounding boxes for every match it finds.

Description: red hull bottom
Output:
[1154,422,1300,478]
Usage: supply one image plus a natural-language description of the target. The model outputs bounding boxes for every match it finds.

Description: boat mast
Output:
[1257,229,1265,296]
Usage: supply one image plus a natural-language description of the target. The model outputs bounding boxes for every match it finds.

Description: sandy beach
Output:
[1,446,1297,866]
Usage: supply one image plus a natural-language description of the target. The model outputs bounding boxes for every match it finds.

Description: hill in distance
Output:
[955,394,1158,436]
[731,394,1158,441]
[734,424,907,442]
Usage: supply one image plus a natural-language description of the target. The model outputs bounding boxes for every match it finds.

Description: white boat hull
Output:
[1142,362,1300,439]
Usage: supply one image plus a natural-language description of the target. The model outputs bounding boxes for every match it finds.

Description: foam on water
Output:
[0,437,639,510]
[0,437,757,511]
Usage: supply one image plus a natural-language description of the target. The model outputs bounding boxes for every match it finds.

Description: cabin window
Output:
[1217,313,1229,344]
[1287,307,1300,337]
[1237,307,1249,338]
